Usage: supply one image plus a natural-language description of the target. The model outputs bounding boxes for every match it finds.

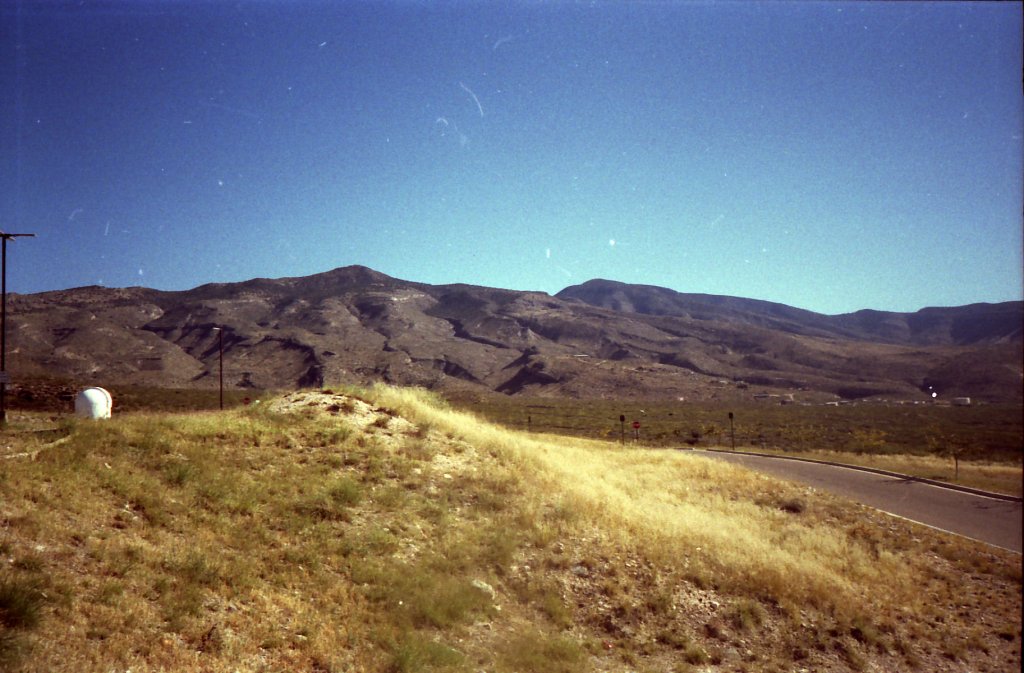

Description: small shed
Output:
[75,387,113,419]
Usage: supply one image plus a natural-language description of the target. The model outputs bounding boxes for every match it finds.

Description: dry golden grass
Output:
[0,386,1020,673]
[374,386,1023,669]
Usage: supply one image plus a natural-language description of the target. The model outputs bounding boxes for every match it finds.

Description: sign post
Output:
[632,420,640,442]
[619,414,625,444]
[728,412,735,450]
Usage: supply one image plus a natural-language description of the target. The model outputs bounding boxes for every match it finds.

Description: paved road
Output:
[694,451,1022,553]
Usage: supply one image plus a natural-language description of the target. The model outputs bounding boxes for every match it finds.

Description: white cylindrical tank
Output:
[75,387,113,419]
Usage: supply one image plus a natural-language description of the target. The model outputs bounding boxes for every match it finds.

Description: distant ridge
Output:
[556,278,1023,346]
[8,265,1022,402]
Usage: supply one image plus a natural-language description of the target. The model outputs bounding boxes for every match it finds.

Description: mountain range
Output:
[8,265,1022,402]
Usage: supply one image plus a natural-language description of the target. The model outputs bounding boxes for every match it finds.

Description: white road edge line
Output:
[688,451,1022,554]
[868,507,1022,556]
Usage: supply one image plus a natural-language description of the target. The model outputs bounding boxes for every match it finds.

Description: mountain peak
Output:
[8,268,1021,402]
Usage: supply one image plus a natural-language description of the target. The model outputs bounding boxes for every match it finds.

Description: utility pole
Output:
[1,232,35,427]
[212,327,224,410]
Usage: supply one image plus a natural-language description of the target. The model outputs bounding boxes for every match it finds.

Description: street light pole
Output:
[212,327,223,410]
[0,231,35,427]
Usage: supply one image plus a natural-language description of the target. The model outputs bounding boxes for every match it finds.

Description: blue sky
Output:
[2,0,1021,315]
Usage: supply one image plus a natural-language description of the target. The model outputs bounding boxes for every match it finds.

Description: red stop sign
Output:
[632,421,640,429]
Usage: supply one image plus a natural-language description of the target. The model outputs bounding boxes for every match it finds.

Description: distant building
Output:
[952,397,972,406]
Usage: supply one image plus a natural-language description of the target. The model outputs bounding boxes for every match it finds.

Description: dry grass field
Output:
[459,396,1024,497]
[1,386,1020,672]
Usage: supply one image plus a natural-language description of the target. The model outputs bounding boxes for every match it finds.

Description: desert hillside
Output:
[1,386,1020,672]
[7,266,1023,403]
[557,279,1023,346]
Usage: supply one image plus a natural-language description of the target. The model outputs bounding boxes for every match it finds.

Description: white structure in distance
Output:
[75,387,113,419]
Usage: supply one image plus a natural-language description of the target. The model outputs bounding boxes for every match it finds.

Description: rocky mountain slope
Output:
[557,279,1023,346]
[7,266,1022,402]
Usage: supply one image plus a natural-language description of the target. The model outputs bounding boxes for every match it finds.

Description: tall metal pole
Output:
[0,232,35,427]
[212,327,224,410]
[218,328,224,410]
[2,236,7,426]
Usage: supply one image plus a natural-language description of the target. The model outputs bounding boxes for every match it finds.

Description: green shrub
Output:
[729,598,767,632]
[498,632,588,673]
[163,461,195,487]
[0,575,43,630]
[327,476,362,507]
[0,573,45,668]
[388,632,464,672]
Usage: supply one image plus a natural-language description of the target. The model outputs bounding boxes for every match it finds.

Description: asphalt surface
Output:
[694,450,1023,554]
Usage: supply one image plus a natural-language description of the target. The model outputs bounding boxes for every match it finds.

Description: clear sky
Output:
[2,1,1021,315]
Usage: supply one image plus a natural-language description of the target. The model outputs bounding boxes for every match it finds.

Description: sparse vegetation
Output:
[458,395,1023,495]
[0,573,46,667]
[0,385,1019,672]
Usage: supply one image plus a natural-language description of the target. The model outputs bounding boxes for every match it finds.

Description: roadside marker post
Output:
[728,411,735,450]
[632,419,640,442]
[619,414,625,444]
